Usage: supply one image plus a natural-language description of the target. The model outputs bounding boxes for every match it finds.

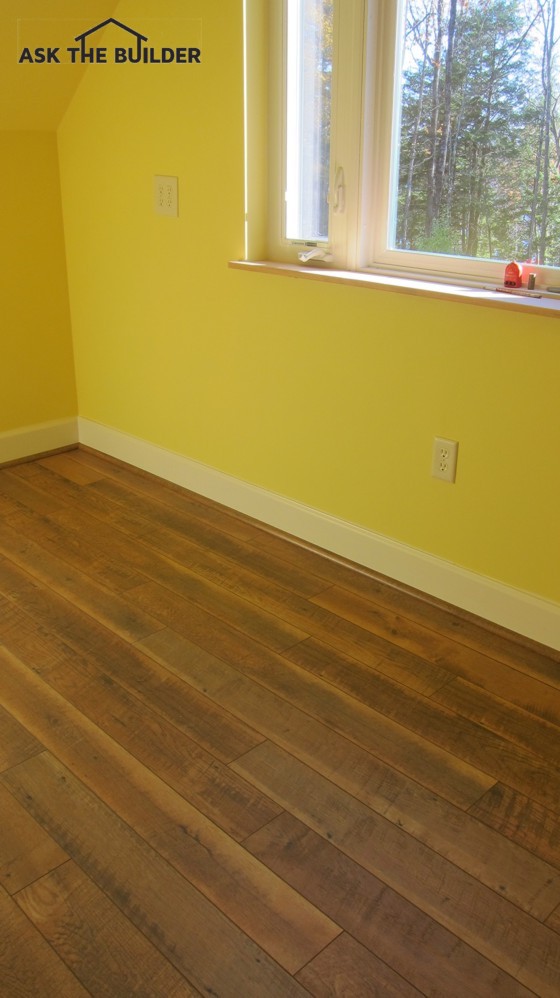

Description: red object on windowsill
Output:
[504,261,523,288]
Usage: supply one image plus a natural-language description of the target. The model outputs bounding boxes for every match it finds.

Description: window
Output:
[257,0,560,287]
[285,0,333,242]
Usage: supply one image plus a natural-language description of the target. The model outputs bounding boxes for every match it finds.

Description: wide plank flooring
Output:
[0,447,559,997]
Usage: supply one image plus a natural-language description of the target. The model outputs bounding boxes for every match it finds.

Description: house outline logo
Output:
[18,17,201,65]
[73,19,149,63]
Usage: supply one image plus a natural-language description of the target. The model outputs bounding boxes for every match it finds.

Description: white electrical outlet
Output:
[432,437,458,483]
[154,175,178,217]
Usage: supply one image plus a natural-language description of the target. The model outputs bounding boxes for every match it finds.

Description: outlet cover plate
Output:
[432,437,458,483]
[154,175,178,217]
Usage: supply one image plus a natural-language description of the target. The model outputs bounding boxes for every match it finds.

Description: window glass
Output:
[392,0,560,267]
[285,0,334,241]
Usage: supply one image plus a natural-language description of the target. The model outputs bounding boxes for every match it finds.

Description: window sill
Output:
[229,260,560,318]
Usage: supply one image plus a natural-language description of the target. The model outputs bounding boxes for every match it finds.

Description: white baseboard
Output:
[78,417,560,652]
[0,418,79,465]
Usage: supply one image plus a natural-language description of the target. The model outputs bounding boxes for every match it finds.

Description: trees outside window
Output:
[285,0,334,242]
[395,0,560,268]
[270,0,560,277]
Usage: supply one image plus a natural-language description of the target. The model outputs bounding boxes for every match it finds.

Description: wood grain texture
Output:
[284,637,560,814]
[233,741,560,996]
[246,812,533,997]
[296,932,424,997]
[1,449,559,996]
[313,583,560,686]
[137,631,560,919]
[0,784,67,895]
[138,624,492,810]
[0,701,43,773]
[0,882,89,997]
[0,611,280,840]
[0,648,338,977]
[434,675,560,765]
[0,519,164,643]
[313,585,560,724]
[16,861,202,996]
[2,753,309,997]
[469,782,560,869]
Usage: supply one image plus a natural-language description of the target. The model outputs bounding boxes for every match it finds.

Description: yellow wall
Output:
[58,0,560,605]
[0,131,77,432]
[0,1,118,130]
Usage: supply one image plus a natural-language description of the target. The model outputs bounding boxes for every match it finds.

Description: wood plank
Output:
[139,634,560,920]
[38,452,105,485]
[50,669,278,838]
[0,600,263,762]
[0,584,75,666]
[246,811,533,998]
[313,583,560,689]
[16,861,202,996]
[0,882,89,997]
[0,784,67,895]
[132,566,454,699]
[0,554,126,655]
[128,569,309,654]
[0,568,270,772]
[20,498,322,645]
[124,565,310,655]
[8,460,146,525]
[284,637,560,814]
[469,783,560,870]
[46,492,456,697]
[0,612,279,838]
[547,905,560,934]
[3,449,559,995]
[75,447,267,543]
[0,489,26,518]
[0,701,44,773]
[433,675,560,764]
[0,469,65,515]
[99,451,549,687]
[138,632,524,913]
[0,649,339,975]
[0,557,163,672]
[4,465,146,588]
[139,625,493,810]
[7,460,52,480]
[0,591,263,767]
[70,463,329,597]
[0,572,107,690]
[6,463,455,696]
[330,563,560,677]
[232,740,560,997]
[0,521,164,643]
[6,507,145,593]
[5,463,150,591]
[1,752,311,997]
[296,932,424,996]
[314,585,560,723]
[140,628,487,815]
[65,473,457,693]
[48,495,329,601]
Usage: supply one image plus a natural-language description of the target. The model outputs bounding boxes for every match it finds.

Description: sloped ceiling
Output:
[1,1,119,130]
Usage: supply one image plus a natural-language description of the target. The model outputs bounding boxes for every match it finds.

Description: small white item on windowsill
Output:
[298,248,333,264]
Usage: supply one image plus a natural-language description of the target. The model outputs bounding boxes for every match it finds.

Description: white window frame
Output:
[259,0,560,290]
[266,0,365,267]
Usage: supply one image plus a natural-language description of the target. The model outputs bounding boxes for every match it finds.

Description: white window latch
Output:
[329,166,346,214]
[298,248,333,263]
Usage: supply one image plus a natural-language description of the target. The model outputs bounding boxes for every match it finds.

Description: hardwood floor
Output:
[0,448,559,996]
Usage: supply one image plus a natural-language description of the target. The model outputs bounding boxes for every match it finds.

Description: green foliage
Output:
[395,0,560,266]
[414,220,462,253]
